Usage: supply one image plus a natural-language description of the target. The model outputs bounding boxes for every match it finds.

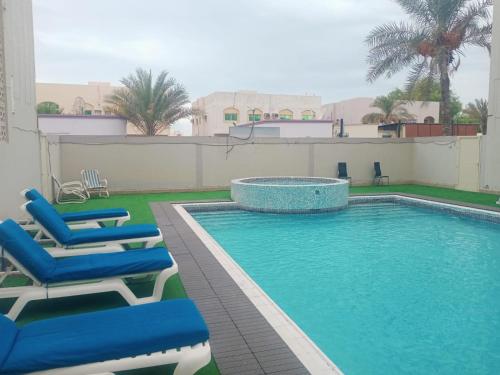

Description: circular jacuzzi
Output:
[231,176,349,213]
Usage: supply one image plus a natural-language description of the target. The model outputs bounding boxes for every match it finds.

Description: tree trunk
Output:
[439,55,452,135]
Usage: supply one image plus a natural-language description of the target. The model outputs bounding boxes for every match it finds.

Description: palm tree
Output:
[37,101,62,114]
[366,0,492,135]
[106,68,190,136]
[463,98,488,134]
[362,93,414,124]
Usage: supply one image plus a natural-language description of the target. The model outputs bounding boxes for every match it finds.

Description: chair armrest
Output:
[100,178,108,187]
[61,180,84,189]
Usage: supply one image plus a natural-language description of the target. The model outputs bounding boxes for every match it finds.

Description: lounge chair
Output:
[337,162,352,183]
[22,198,162,252]
[21,188,130,227]
[0,219,178,320]
[0,299,211,375]
[373,161,390,185]
[52,175,89,204]
[81,169,110,198]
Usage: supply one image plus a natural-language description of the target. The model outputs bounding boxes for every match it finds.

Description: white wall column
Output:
[0,0,41,218]
[481,0,500,192]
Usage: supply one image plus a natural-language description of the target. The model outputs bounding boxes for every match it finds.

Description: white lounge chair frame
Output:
[81,169,110,198]
[52,176,89,204]
[27,341,211,375]
[20,202,163,252]
[0,245,179,321]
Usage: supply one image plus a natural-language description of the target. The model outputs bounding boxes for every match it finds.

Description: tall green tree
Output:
[362,91,414,124]
[463,98,488,134]
[106,68,190,136]
[397,80,463,120]
[366,0,492,135]
[37,101,62,114]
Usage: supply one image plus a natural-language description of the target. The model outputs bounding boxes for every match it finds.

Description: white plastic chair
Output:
[52,175,89,204]
[81,169,110,198]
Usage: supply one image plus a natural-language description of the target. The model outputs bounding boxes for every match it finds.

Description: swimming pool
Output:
[187,198,500,375]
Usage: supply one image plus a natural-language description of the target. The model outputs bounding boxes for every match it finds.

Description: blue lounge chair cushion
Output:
[0,299,210,374]
[0,316,17,370]
[0,220,171,284]
[26,199,160,246]
[60,208,129,222]
[0,220,56,282]
[66,224,160,246]
[25,199,73,244]
[24,188,44,201]
[24,188,129,223]
[49,247,173,283]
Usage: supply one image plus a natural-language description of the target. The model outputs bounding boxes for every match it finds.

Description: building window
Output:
[84,110,92,116]
[272,113,279,120]
[247,108,263,122]
[223,107,239,122]
[279,109,293,120]
[264,113,270,120]
[249,114,261,122]
[94,110,102,115]
[224,113,238,121]
[302,110,315,120]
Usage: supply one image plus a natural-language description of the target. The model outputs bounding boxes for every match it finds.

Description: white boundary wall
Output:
[40,136,483,194]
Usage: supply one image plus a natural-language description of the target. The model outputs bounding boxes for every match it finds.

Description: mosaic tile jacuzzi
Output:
[231,176,349,213]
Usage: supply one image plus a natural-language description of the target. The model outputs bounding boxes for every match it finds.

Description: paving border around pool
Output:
[152,194,500,375]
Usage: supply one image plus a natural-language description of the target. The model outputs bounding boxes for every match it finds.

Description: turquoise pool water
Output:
[191,202,500,375]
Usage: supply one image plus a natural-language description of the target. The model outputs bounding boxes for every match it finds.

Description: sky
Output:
[32,0,492,134]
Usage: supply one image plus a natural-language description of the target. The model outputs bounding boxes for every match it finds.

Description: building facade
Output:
[321,97,440,125]
[0,0,42,218]
[192,91,440,137]
[36,81,170,135]
[36,81,117,116]
[192,91,322,136]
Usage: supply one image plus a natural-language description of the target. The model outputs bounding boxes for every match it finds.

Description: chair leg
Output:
[173,343,211,375]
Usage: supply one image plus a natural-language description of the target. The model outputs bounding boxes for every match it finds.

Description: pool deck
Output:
[150,201,311,375]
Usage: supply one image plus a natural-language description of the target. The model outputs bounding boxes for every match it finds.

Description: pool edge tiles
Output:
[174,203,343,375]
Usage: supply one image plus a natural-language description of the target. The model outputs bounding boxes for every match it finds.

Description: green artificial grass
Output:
[56,190,231,225]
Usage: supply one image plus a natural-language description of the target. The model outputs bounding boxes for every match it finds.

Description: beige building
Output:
[321,97,440,125]
[36,82,169,135]
[36,81,117,116]
[192,91,440,137]
[192,91,322,136]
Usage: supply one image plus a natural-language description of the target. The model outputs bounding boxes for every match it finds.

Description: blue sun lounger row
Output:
[0,190,212,374]
[19,189,162,255]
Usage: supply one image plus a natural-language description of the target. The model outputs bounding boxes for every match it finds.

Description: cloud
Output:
[33,0,491,135]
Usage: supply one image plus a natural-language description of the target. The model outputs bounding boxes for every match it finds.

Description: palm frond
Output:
[106,69,190,135]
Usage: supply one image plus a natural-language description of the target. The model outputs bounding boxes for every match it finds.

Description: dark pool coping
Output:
[150,201,311,375]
